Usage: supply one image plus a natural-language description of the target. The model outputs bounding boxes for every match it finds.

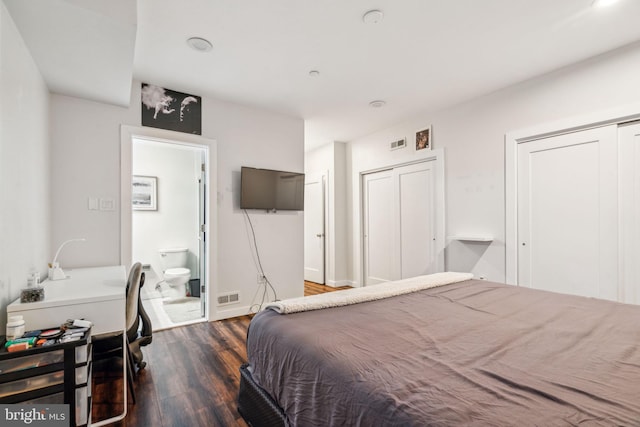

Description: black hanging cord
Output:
[244,209,279,313]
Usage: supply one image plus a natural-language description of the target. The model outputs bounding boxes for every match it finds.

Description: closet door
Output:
[363,170,394,285]
[363,160,438,285]
[517,125,618,300]
[395,161,436,278]
[619,122,640,305]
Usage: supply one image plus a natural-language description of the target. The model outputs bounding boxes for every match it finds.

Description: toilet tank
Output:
[158,248,188,270]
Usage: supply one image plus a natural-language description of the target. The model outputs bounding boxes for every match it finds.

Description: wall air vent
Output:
[218,292,240,306]
[390,138,406,151]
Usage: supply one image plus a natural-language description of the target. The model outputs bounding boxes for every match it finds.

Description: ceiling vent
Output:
[390,138,406,151]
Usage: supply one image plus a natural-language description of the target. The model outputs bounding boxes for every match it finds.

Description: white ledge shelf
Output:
[449,236,493,242]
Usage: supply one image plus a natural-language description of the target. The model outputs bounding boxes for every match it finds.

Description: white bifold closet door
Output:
[363,161,436,286]
[517,125,619,300]
[363,169,394,285]
[619,121,640,305]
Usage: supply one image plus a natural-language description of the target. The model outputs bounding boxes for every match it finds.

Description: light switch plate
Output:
[99,198,115,211]
[88,197,99,210]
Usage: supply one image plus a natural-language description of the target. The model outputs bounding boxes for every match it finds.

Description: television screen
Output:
[240,167,305,211]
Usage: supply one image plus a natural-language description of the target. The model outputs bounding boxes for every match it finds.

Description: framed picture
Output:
[415,126,432,151]
[132,175,157,211]
[141,83,202,135]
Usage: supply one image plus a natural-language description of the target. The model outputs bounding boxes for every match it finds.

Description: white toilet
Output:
[158,247,191,299]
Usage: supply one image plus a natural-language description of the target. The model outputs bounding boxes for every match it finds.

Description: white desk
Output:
[8,265,126,335]
[7,265,128,426]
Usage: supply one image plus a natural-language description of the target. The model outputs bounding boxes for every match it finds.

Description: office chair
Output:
[93,262,153,402]
[128,267,153,369]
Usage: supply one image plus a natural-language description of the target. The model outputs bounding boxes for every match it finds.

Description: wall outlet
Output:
[257,274,266,285]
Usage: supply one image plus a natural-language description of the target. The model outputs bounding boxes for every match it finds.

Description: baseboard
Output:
[326,279,355,288]
[213,305,254,320]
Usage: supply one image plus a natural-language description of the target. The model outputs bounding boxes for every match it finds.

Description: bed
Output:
[238,273,640,426]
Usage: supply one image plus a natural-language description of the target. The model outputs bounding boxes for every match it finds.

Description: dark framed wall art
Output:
[141,83,202,135]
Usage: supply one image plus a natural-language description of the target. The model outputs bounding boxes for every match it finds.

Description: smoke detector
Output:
[362,9,384,24]
[187,37,213,52]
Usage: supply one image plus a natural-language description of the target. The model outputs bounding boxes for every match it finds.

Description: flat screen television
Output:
[240,166,305,211]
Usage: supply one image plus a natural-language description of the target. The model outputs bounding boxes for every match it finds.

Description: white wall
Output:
[333,142,348,284]
[132,139,200,286]
[50,81,304,320]
[50,93,133,268]
[0,2,50,331]
[213,100,305,317]
[305,142,349,286]
[348,42,640,284]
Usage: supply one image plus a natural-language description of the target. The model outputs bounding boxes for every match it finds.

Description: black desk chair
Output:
[128,267,153,369]
[93,262,153,403]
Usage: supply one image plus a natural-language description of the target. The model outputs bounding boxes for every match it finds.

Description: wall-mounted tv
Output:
[240,166,305,211]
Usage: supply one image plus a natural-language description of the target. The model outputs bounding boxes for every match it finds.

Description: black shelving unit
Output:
[0,329,92,426]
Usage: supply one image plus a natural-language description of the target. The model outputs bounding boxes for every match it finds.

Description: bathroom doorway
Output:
[131,137,208,330]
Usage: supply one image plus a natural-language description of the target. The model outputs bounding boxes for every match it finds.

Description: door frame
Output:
[198,150,207,317]
[505,103,640,285]
[120,125,217,320]
[359,153,445,286]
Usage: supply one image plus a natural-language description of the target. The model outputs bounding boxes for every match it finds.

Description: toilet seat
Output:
[165,267,190,277]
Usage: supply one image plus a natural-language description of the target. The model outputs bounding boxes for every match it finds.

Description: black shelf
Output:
[1,383,65,404]
[0,329,92,427]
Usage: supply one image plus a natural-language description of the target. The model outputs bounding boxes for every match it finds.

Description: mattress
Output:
[246,279,640,426]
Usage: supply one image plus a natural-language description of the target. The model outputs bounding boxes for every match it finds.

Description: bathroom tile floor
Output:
[141,278,205,331]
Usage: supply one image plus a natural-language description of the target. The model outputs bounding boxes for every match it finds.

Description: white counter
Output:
[7,265,127,335]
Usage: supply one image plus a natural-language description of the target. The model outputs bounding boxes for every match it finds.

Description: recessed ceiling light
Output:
[592,0,620,8]
[362,9,384,24]
[187,37,213,52]
[369,100,386,108]
[309,70,320,77]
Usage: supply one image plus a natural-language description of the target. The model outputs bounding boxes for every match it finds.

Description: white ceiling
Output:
[5,0,640,150]
[3,0,137,107]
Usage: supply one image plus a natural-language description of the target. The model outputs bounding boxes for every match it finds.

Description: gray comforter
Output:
[246,279,640,426]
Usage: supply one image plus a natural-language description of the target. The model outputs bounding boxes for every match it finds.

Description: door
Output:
[304,173,325,283]
[363,161,438,286]
[619,121,640,305]
[395,161,436,278]
[517,125,618,300]
[363,169,394,285]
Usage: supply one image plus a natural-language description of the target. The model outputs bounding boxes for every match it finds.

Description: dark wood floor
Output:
[92,281,349,426]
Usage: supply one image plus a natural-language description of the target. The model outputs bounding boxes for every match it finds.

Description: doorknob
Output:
[316,233,324,238]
